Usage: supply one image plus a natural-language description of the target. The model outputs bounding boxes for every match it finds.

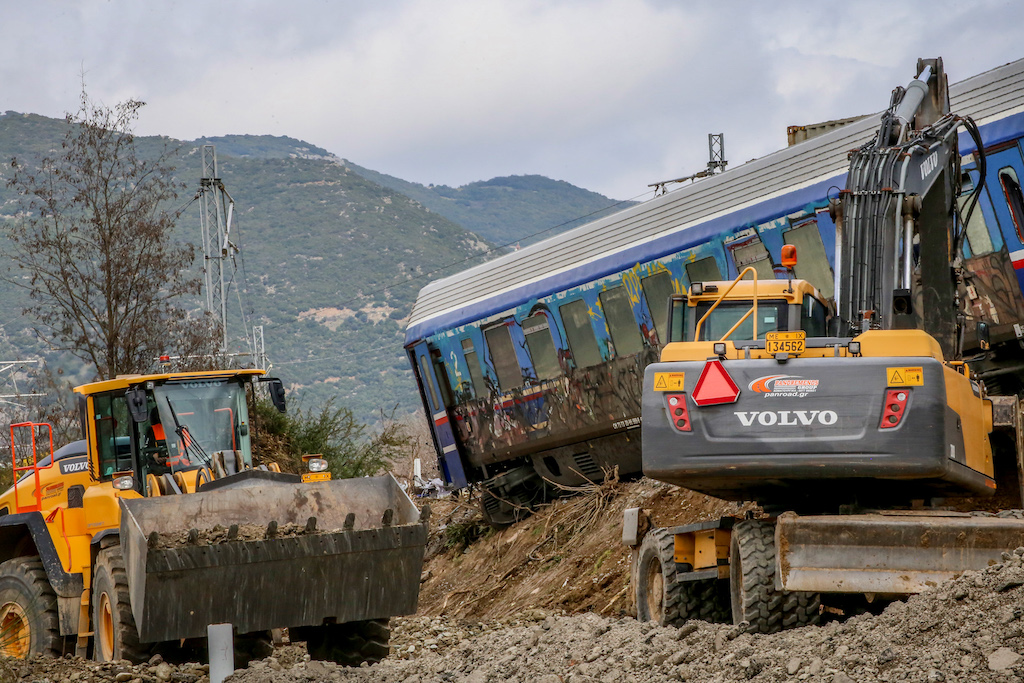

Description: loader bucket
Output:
[119,473,426,643]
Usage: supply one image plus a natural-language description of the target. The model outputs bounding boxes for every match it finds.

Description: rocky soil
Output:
[6,481,1024,682]
[152,521,327,548]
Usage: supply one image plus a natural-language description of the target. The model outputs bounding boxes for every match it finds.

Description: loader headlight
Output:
[112,474,135,490]
[307,458,328,473]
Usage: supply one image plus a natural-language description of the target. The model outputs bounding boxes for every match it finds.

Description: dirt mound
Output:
[416,477,748,620]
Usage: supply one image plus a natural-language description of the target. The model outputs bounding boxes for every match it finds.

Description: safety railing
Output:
[9,422,54,513]
[693,266,760,342]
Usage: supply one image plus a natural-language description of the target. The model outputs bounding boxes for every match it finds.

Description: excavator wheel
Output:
[635,528,730,626]
[302,618,390,666]
[730,520,819,633]
[0,556,63,658]
[93,545,151,663]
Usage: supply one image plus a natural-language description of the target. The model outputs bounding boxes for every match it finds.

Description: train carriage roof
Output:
[406,58,1024,344]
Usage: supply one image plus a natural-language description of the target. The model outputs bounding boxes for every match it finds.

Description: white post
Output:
[208,623,234,683]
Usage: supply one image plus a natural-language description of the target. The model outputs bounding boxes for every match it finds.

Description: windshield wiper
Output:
[164,396,212,467]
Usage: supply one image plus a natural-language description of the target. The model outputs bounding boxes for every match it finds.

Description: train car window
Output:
[484,324,523,390]
[522,314,561,381]
[801,296,828,337]
[418,354,440,409]
[729,239,774,281]
[685,257,722,284]
[641,271,674,343]
[559,299,602,369]
[460,339,488,398]
[599,286,644,357]
[782,220,834,298]
[960,171,995,256]
[998,167,1024,242]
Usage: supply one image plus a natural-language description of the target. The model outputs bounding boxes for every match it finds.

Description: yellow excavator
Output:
[0,368,425,663]
[628,59,1024,632]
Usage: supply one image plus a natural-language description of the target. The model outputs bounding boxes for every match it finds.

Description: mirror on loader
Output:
[126,387,148,422]
[261,377,287,413]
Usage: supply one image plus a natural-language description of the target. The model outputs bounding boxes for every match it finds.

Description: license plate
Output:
[765,331,806,355]
[301,472,332,483]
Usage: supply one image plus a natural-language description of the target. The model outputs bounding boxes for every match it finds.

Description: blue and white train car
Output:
[405,58,1024,524]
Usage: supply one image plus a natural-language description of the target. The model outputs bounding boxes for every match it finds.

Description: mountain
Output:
[0,112,627,423]
[345,162,633,247]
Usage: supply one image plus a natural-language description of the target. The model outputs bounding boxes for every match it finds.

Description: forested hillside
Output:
[0,111,630,422]
[345,161,634,247]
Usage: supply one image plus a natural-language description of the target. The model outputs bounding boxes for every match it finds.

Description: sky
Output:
[2,0,1022,201]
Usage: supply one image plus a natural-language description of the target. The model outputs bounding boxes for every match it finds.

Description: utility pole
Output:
[649,133,729,196]
[198,145,237,353]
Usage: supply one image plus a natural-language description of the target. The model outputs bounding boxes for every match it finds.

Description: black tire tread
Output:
[94,546,150,663]
[0,556,63,657]
[731,520,819,633]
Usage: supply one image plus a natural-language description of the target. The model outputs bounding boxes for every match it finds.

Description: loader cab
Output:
[78,371,261,497]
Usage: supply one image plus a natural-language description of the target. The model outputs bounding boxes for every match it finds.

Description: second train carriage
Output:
[405,58,1024,525]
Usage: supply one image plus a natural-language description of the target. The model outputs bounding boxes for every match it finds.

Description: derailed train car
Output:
[405,58,1024,525]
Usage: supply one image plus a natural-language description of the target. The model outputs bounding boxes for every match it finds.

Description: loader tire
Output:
[730,520,819,633]
[0,556,63,658]
[93,546,150,663]
[635,528,730,626]
[304,618,390,666]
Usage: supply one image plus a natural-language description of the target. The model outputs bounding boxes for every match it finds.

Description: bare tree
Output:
[3,90,217,378]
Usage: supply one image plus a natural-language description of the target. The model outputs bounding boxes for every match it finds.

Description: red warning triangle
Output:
[692,360,741,406]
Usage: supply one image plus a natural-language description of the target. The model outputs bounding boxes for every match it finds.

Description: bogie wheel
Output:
[0,556,63,658]
[635,528,729,626]
[93,545,150,663]
[729,520,819,633]
[304,618,390,666]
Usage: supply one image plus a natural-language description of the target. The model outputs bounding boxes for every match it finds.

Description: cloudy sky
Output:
[2,0,1022,200]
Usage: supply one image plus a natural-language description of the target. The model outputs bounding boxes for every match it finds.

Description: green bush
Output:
[249,396,411,479]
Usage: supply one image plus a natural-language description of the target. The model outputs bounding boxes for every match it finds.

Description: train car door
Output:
[984,143,1024,294]
[411,341,468,488]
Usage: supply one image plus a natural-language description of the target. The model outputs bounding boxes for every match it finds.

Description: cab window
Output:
[92,394,133,479]
[691,301,787,341]
[800,296,828,337]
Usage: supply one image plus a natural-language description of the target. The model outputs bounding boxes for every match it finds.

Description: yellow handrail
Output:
[693,266,759,342]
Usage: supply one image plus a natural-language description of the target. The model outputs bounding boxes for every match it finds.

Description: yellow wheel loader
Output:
[0,369,426,663]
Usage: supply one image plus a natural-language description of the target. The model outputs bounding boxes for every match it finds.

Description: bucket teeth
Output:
[344,513,355,530]
[305,517,317,534]
[147,531,159,549]
[228,524,239,541]
[382,508,394,527]
[266,520,279,539]
[187,529,199,544]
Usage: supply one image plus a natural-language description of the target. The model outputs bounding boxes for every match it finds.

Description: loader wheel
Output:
[729,520,819,633]
[304,618,390,666]
[93,546,150,663]
[635,528,730,626]
[0,556,63,658]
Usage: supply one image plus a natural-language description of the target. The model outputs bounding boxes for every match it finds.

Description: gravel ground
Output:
[224,547,1024,683]
[7,549,1023,683]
